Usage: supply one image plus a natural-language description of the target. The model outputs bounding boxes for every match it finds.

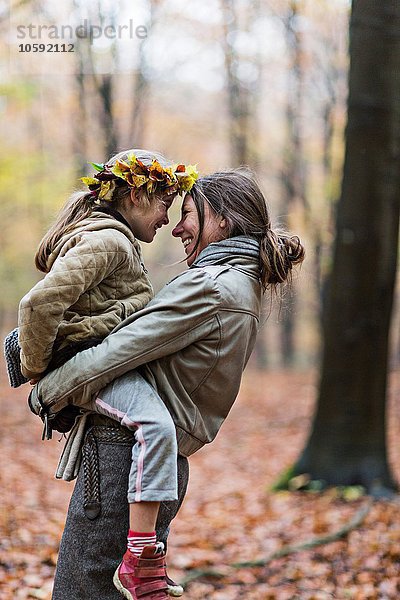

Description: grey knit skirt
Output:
[52,426,189,599]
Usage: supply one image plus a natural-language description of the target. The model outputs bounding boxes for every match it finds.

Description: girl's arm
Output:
[18,231,132,378]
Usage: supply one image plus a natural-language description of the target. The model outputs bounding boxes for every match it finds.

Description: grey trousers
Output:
[92,371,178,502]
[52,435,189,600]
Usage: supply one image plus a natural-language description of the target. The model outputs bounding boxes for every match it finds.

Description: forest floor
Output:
[1,364,400,600]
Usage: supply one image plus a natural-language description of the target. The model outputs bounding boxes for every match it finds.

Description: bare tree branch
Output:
[180,499,373,587]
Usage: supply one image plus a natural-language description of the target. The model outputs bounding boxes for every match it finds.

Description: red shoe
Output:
[113,544,169,599]
[166,573,184,597]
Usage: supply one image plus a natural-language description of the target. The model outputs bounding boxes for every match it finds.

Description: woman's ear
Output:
[219,217,227,229]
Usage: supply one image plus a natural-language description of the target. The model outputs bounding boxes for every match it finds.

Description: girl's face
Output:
[172,195,226,266]
[124,192,174,243]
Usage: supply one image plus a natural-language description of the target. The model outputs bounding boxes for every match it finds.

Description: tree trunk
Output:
[98,74,118,159]
[221,0,268,366]
[295,0,400,493]
[128,0,159,147]
[221,0,262,167]
[73,49,88,175]
[221,0,250,166]
[279,0,306,366]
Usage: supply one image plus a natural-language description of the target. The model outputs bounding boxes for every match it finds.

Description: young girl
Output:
[18,148,198,597]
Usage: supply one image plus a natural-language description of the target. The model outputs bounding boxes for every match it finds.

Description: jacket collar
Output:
[95,207,133,232]
[191,236,260,278]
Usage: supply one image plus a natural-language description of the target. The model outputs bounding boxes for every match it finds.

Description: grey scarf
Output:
[191,235,260,268]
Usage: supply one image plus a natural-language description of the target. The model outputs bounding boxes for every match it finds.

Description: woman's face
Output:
[172,195,226,266]
[125,192,174,243]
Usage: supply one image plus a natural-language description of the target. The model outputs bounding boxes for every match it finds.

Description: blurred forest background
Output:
[1,0,400,597]
[4,0,395,369]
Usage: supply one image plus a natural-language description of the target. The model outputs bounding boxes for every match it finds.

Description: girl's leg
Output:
[130,501,160,532]
[94,372,180,596]
[94,371,179,503]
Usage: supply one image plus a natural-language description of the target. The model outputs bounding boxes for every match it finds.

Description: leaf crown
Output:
[80,153,199,202]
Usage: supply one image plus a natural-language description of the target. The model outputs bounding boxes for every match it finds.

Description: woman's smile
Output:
[172,195,226,265]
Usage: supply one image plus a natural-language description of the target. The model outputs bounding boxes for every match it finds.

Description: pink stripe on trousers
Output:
[95,397,146,502]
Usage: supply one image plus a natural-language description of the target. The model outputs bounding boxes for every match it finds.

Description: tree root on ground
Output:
[180,499,373,587]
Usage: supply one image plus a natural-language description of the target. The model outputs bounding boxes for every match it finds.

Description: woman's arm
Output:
[29,268,222,413]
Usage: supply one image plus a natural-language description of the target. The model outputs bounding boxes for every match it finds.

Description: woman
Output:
[30,169,305,600]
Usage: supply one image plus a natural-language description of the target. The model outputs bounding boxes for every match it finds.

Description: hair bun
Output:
[279,235,304,263]
[262,230,305,286]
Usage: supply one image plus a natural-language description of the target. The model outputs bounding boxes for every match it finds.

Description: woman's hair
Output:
[35,149,172,272]
[190,168,305,292]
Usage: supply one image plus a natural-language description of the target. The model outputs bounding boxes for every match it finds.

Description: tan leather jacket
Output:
[19,212,153,378]
[31,237,262,457]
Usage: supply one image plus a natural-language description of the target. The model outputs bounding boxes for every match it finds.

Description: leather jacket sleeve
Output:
[30,268,221,413]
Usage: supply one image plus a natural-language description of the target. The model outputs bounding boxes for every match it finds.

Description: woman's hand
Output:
[29,373,44,385]
[50,405,81,433]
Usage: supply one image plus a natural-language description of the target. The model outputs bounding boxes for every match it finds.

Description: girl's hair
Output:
[190,169,305,292]
[35,149,172,272]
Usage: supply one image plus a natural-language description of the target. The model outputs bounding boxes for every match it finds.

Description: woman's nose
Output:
[172,220,183,237]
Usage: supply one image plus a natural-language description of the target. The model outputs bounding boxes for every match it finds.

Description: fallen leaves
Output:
[0,366,399,599]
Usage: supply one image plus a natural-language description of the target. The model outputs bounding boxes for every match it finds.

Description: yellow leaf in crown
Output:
[146,180,155,195]
[111,160,131,179]
[164,167,178,183]
[98,180,116,201]
[149,160,165,182]
[132,174,147,188]
[80,177,99,186]
[177,164,199,192]
[184,165,198,183]
[126,152,137,164]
